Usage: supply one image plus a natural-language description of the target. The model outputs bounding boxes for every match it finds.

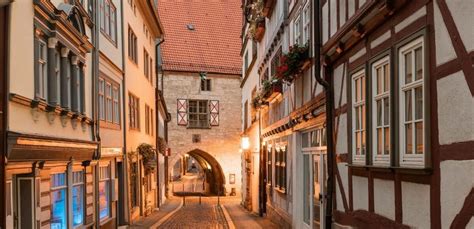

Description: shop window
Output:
[51,173,67,229]
[72,171,85,227]
[99,165,111,220]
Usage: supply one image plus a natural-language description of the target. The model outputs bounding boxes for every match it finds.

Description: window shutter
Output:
[209,100,219,126]
[177,99,188,125]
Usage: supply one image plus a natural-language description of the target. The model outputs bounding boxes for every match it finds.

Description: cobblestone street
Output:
[158,197,228,229]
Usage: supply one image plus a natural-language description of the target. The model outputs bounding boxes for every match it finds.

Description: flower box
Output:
[276,44,311,84]
[263,82,282,102]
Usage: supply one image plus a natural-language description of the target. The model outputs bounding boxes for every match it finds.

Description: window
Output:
[145,104,150,134]
[129,93,140,130]
[150,108,154,136]
[188,100,209,128]
[100,0,117,44]
[352,70,366,164]
[399,37,425,167]
[128,0,136,15]
[244,51,249,73]
[270,48,282,77]
[99,165,111,220]
[51,173,67,229]
[128,27,138,63]
[130,162,139,207]
[267,145,272,185]
[201,79,211,91]
[113,86,120,124]
[301,128,327,148]
[294,16,302,45]
[106,82,113,121]
[372,57,390,165]
[99,77,120,125]
[54,48,61,105]
[36,38,48,100]
[251,87,257,123]
[303,3,310,44]
[144,49,150,80]
[99,79,105,120]
[275,145,287,191]
[72,171,85,227]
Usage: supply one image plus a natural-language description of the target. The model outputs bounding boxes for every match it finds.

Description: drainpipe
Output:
[313,0,334,228]
[91,0,101,227]
[155,38,164,207]
[119,0,130,225]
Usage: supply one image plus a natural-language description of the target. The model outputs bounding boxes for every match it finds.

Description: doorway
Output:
[301,128,327,229]
[15,177,35,229]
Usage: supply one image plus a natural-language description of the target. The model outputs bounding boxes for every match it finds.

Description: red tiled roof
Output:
[158,0,242,75]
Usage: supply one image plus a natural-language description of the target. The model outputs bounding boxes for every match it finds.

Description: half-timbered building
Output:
[322,0,473,228]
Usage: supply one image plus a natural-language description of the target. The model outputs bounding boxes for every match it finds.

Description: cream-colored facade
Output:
[122,0,164,221]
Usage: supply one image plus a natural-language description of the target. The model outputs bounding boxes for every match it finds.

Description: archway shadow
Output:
[182,149,225,196]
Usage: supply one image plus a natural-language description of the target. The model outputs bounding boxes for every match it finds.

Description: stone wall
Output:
[163,71,242,196]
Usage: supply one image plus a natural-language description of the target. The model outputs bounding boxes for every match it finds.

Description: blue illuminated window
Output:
[51,173,67,229]
[99,165,111,220]
[72,171,85,227]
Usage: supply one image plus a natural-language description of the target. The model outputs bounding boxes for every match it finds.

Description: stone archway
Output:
[186,149,225,195]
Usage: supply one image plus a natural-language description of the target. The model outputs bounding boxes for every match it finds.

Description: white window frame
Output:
[50,172,68,229]
[399,36,425,167]
[371,56,391,166]
[351,69,366,164]
[302,2,311,44]
[72,170,85,228]
[294,15,302,45]
[38,39,48,100]
[99,165,111,221]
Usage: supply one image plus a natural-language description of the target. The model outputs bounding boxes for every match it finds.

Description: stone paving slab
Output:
[221,198,280,229]
[130,197,182,229]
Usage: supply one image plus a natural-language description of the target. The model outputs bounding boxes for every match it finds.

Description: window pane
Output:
[415,121,424,154]
[361,130,366,155]
[354,78,359,102]
[384,127,390,155]
[355,107,360,130]
[415,87,423,120]
[51,189,67,229]
[99,181,110,220]
[376,100,382,126]
[362,105,366,130]
[415,47,423,81]
[405,52,412,84]
[377,67,382,94]
[73,185,84,226]
[405,123,413,154]
[302,132,309,148]
[355,132,360,155]
[384,64,389,92]
[405,90,412,121]
[377,128,382,155]
[361,76,365,100]
[384,98,389,125]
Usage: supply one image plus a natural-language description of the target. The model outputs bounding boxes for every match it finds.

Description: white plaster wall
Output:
[352,176,369,210]
[9,0,34,98]
[336,114,348,155]
[322,2,328,44]
[440,160,474,228]
[437,71,474,145]
[402,182,430,228]
[330,0,337,37]
[336,162,348,211]
[446,0,474,53]
[348,0,355,19]
[373,179,395,220]
[394,6,426,33]
[333,63,347,109]
[467,219,474,229]
[348,47,366,64]
[339,0,346,26]
[434,1,457,66]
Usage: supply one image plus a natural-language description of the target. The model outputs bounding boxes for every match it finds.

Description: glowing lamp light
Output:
[241,136,250,150]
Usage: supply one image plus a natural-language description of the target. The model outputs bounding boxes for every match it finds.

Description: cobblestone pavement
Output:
[158,197,228,229]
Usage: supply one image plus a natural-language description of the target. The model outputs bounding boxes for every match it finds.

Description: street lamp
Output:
[241,136,250,150]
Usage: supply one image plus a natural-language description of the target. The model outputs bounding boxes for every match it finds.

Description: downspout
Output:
[92,0,101,227]
[313,0,334,228]
[155,38,164,207]
[119,0,130,224]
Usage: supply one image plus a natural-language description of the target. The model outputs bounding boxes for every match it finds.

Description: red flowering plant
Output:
[276,44,310,84]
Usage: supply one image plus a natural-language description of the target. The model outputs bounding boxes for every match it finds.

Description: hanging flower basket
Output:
[137,143,157,174]
[276,44,311,84]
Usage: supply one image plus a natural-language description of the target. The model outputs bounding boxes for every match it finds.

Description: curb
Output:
[221,205,236,229]
[149,199,184,229]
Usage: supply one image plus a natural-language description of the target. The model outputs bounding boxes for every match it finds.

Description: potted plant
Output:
[137,143,157,174]
[246,0,265,41]
[261,77,282,101]
[276,44,310,84]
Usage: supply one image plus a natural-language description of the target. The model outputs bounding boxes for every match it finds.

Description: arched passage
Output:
[186,149,225,195]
